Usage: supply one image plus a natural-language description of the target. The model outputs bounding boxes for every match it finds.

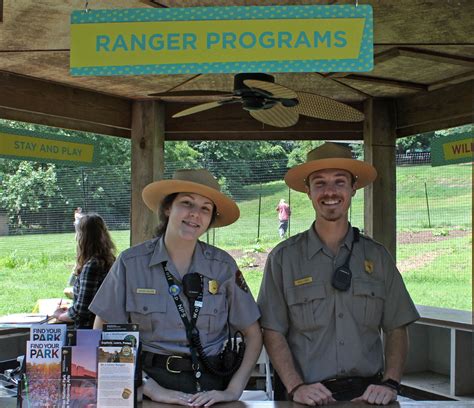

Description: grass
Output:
[0,164,471,315]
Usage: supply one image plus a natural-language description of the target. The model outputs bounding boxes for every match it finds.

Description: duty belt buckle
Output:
[166,355,183,373]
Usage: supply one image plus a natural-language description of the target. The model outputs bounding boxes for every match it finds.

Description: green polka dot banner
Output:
[70,5,373,76]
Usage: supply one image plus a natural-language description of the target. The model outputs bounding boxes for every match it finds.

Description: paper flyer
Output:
[97,342,135,407]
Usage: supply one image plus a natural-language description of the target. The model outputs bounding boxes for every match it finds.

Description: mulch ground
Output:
[228,229,471,272]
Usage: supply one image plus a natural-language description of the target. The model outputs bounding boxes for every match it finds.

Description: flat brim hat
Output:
[285,142,377,192]
[142,168,240,228]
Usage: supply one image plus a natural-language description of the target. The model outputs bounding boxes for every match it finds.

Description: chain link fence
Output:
[0,157,471,310]
[0,156,470,238]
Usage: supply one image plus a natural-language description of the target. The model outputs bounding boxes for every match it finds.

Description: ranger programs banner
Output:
[70,5,373,76]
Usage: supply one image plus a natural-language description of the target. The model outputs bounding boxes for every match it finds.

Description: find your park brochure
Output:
[24,323,139,407]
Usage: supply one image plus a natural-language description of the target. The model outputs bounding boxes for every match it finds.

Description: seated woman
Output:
[90,169,262,406]
[53,213,116,328]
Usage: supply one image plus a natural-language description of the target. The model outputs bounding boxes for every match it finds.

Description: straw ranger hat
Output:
[142,169,240,227]
[285,142,377,192]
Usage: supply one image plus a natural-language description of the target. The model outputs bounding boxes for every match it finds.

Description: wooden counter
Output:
[3,397,474,407]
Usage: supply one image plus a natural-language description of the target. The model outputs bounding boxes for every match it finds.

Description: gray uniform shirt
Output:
[90,237,260,356]
[258,223,419,383]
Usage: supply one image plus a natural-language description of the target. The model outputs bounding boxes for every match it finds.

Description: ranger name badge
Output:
[136,288,156,295]
[294,277,313,286]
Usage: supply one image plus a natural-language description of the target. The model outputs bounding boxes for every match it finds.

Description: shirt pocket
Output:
[352,279,386,327]
[286,283,328,332]
[125,293,166,333]
[198,293,228,341]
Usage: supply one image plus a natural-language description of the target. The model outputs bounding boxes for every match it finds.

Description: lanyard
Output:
[162,261,204,390]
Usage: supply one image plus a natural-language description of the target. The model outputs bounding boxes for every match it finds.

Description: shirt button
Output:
[143,306,148,312]
[339,340,344,345]
[338,313,344,318]
[304,297,308,303]
[214,309,218,314]
[371,292,375,296]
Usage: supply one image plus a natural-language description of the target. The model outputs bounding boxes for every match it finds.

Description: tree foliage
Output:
[0,162,58,229]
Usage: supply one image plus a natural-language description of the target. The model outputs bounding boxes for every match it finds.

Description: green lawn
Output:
[0,164,471,315]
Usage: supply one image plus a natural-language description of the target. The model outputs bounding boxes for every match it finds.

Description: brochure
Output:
[60,329,102,407]
[30,323,67,344]
[25,340,62,406]
[97,341,135,407]
[102,323,139,349]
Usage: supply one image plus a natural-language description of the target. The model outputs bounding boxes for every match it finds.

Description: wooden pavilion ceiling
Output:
[0,0,473,140]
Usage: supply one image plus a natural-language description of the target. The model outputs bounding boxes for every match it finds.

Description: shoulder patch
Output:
[235,270,249,293]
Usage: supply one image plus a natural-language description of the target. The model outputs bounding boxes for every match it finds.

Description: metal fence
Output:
[0,154,469,240]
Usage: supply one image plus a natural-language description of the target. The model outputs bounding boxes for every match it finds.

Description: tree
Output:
[190,141,288,195]
[287,141,324,167]
[0,162,58,230]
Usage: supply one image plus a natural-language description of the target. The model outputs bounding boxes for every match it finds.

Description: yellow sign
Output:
[431,133,473,167]
[442,138,473,161]
[72,19,364,67]
[70,5,373,75]
[0,132,95,165]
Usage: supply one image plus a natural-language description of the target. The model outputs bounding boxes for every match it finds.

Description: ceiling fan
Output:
[150,73,364,128]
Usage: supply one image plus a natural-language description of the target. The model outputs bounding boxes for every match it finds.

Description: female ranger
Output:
[90,169,262,406]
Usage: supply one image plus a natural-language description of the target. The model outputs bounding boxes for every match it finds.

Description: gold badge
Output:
[136,288,156,295]
[208,280,219,294]
[294,276,313,286]
[364,260,374,274]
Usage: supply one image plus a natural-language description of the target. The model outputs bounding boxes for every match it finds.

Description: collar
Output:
[307,222,354,259]
[188,242,221,281]
[148,235,171,267]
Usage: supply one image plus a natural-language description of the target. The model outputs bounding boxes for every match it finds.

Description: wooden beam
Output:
[396,80,473,137]
[397,47,474,68]
[428,71,474,91]
[0,71,132,130]
[363,98,397,260]
[313,72,371,98]
[131,101,164,246]
[342,74,427,91]
[326,47,402,78]
[0,107,131,138]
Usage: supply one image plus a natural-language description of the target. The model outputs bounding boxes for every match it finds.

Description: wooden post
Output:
[131,100,165,246]
[363,98,397,260]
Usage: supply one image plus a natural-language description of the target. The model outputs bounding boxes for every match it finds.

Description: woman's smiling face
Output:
[165,192,214,241]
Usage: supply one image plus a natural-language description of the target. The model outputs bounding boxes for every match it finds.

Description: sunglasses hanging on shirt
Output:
[331,227,360,291]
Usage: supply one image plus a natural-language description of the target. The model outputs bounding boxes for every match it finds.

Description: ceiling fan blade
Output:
[243,80,297,99]
[249,103,299,128]
[149,90,232,97]
[294,92,365,122]
[172,99,239,118]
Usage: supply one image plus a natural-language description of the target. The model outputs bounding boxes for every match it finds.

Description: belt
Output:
[142,351,194,374]
[322,373,382,394]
